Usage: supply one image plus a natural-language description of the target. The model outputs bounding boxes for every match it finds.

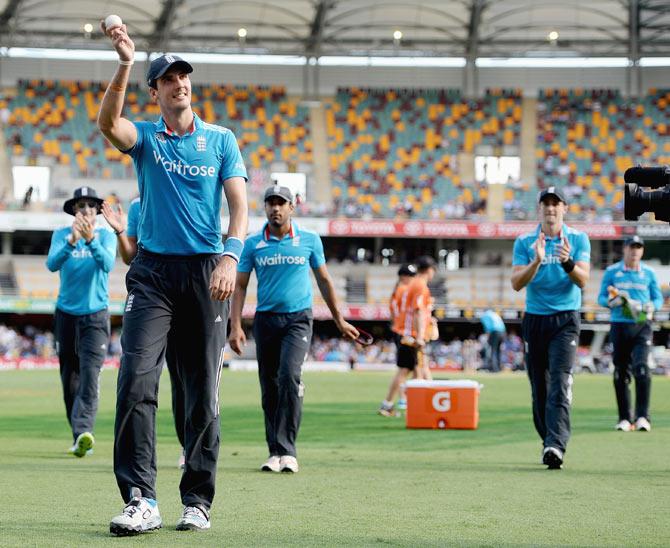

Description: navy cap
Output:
[147,54,193,88]
[397,263,417,277]
[264,185,293,203]
[538,186,568,204]
[624,235,645,247]
[63,186,103,215]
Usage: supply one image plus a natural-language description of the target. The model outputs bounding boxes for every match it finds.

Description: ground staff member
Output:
[389,263,416,410]
[480,309,506,372]
[46,186,116,458]
[99,21,247,535]
[229,185,358,474]
[378,256,437,417]
[598,235,662,433]
[102,198,186,469]
[511,187,590,470]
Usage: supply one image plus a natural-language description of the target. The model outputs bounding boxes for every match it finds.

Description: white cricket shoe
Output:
[69,432,94,458]
[542,446,563,470]
[279,455,299,473]
[176,505,211,531]
[110,496,162,536]
[261,455,280,472]
[615,420,632,432]
[635,417,651,432]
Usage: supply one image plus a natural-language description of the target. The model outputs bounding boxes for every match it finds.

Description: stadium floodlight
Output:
[476,57,629,68]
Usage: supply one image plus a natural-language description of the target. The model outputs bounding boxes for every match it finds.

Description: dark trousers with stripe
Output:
[114,250,228,509]
[610,321,652,422]
[253,310,312,457]
[165,332,185,448]
[522,310,579,454]
[54,308,110,442]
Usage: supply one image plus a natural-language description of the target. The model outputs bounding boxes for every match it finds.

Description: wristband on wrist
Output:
[118,59,134,66]
[561,258,575,273]
[114,228,125,236]
[223,236,244,263]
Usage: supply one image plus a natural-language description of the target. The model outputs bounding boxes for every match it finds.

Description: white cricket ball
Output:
[104,14,123,30]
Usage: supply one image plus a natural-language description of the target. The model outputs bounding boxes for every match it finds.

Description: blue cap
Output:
[538,186,568,204]
[624,235,645,247]
[147,54,193,88]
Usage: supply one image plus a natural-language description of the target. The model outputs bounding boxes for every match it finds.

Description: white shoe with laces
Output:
[279,455,299,473]
[109,494,162,536]
[615,419,632,432]
[176,505,211,531]
[261,455,280,472]
[635,417,651,432]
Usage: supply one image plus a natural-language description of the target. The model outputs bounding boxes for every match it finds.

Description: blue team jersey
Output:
[126,198,140,238]
[598,261,664,323]
[513,223,591,315]
[124,114,247,255]
[238,222,326,313]
[481,310,506,333]
[46,225,117,315]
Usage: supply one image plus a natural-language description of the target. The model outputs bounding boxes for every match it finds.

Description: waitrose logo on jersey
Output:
[153,150,216,177]
[256,254,307,267]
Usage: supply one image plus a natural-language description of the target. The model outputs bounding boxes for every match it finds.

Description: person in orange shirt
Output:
[379,256,437,417]
[389,263,416,411]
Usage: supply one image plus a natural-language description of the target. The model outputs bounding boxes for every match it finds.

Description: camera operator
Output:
[598,236,663,433]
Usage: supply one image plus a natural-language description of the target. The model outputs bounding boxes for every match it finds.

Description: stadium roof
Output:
[0,0,669,59]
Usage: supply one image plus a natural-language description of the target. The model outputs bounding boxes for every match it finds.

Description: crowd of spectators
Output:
[0,323,524,372]
[0,324,55,359]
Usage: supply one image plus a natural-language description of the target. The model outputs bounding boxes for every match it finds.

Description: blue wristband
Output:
[223,236,244,262]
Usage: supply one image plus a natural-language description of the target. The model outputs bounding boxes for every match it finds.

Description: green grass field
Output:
[0,369,668,547]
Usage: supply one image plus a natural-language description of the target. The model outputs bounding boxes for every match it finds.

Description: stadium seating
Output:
[326,87,522,218]
[3,80,311,183]
[536,88,670,220]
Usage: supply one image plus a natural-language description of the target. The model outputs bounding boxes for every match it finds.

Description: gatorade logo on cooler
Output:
[432,391,451,412]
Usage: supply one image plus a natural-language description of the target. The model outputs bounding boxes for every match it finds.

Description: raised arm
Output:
[96,22,137,151]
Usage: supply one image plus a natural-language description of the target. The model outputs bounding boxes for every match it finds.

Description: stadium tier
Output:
[326,87,521,218]
[3,83,670,221]
[2,80,311,181]
[536,88,670,220]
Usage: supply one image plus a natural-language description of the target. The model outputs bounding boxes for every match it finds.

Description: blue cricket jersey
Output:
[598,261,663,323]
[238,222,326,312]
[46,225,117,315]
[126,198,140,239]
[124,114,247,255]
[513,223,591,315]
[481,310,506,333]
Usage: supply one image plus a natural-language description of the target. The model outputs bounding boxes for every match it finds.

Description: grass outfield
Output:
[0,369,668,547]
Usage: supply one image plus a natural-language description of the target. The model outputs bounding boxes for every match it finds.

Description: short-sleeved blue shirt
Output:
[238,222,326,312]
[598,261,664,323]
[513,223,591,315]
[124,114,247,255]
[126,198,140,238]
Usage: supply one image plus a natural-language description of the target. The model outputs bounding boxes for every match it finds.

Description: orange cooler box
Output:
[405,379,481,430]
